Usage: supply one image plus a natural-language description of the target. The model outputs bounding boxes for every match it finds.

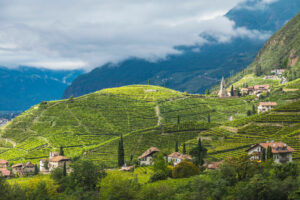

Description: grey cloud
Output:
[0,0,268,70]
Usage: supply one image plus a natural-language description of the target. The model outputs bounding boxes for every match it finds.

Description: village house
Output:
[206,160,224,170]
[258,102,277,113]
[254,84,270,93]
[12,161,35,176]
[0,159,10,177]
[40,151,72,173]
[241,84,270,96]
[49,156,72,172]
[247,141,295,164]
[168,152,192,166]
[138,147,160,166]
[271,69,286,75]
[0,159,8,169]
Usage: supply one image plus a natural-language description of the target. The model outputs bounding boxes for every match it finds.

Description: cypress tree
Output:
[267,146,273,160]
[118,134,125,167]
[252,105,256,114]
[59,146,64,156]
[175,141,178,152]
[63,162,67,176]
[196,138,204,166]
[247,110,252,116]
[230,85,234,96]
[34,164,39,175]
[177,115,180,124]
[183,143,186,155]
[261,148,266,162]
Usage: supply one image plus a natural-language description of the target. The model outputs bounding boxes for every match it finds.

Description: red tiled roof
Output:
[259,102,277,106]
[25,161,35,168]
[259,142,295,153]
[168,152,192,160]
[138,147,160,159]
[0,159,8,165]
[254,84,270,90]
[49,156,71,162]
[0,169,10,177]
[207,160,224,169]
[12,163,23,168]
[247,142,295,154]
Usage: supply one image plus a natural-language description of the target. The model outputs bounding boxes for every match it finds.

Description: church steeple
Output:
[218,76,228,97]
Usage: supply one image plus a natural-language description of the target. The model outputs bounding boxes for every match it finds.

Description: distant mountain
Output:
[228,12,300,85]
[63,0,300,98]
[0,66,82,111]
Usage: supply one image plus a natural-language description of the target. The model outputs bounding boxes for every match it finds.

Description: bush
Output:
[100,172,140,200]
[50,167,64,183]
[150,170,168,182]
[172,161,200,178]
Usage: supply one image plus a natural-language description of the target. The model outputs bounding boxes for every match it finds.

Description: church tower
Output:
[218,77,228,97]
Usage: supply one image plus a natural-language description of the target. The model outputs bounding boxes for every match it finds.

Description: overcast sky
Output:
[0,0,274,70]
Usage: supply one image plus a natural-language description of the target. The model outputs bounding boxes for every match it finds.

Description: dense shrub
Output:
[150,170,168,182]
[172,161,200,178]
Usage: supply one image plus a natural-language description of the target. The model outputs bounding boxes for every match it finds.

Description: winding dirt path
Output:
[155,105,163,126]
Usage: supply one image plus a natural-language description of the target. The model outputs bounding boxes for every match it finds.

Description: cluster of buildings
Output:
[136,140,295,171]
[218,78,278,114]
[240,84,270,96]
[0,151,72,178]
[138,147,192,167]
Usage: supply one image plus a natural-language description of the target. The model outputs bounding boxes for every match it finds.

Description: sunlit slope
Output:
[185,100,300,162]
[0,85,252,166]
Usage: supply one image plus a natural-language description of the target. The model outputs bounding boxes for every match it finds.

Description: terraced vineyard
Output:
[0,85,252,167]
[186,100,300,161]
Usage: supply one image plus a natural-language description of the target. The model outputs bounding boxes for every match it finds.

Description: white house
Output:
[247,141,295,164]
[258,102,277,113]
[168,152,192,166]
[138,147,160,166]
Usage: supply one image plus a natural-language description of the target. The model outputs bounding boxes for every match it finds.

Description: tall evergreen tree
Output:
[267,146,273,160]
[59,146,64,156]
[118,134,125,167]
[196,138,204,166]
[183,143,186,155]
[177,115,180,124]
[261,148,266,162]
[230,85,234,96]
[63,162,67,176]
[34,164,39,175]
[175,141,178,152]
[252,105,256,114]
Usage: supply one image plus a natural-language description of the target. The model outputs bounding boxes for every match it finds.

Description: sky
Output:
[0,0,274,70]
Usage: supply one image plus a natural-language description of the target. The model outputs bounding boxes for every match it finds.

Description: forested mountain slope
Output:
[0,66,82,111]
[63,0,300,98]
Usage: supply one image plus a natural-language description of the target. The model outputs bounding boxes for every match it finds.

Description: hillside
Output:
[62,0,300,98]
[227,12,300,86]
[0,85,252,166]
